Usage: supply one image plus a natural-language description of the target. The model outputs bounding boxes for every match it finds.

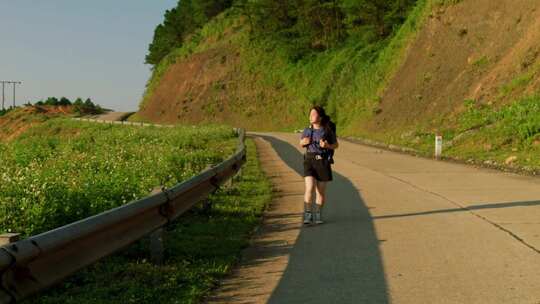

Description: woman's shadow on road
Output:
[257,134,390,304]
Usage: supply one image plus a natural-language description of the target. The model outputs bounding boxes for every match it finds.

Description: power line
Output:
[0,81,22,110]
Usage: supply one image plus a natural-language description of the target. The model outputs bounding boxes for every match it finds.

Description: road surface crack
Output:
[347,159,540,255]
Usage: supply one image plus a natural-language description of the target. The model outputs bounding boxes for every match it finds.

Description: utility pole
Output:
[0,81,22,109]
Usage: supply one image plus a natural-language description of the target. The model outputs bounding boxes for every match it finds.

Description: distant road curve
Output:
[90,111,134,122]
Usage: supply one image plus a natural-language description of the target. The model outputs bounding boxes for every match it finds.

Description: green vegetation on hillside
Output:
[28,139,272,304]
[136,0,540,188]
[235,0,431,133]
[0,107,14,117]
[145,0,234,65]
[142,0,540,172]
[147,0,418,66]
[141,0,432,132]
[0,118,237,236]
[238,0,417,61]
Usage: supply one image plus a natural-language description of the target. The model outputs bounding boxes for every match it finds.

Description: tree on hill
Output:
[146,0,234,66]
[30,97,104,115]
[73,97,104,115]
[341,0,417,38]
[58,97,71,106]
[234,0,418,60]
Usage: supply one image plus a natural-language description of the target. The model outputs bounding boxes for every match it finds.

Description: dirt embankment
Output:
[372,0,540,132]
[0,106,73,141]
[136,42,296,131]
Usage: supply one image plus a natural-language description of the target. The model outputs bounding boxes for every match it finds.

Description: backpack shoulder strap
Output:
[307,125,313,151]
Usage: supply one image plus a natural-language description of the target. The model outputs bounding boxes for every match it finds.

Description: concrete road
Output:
[91,111,133,121]
[207,132,540,304]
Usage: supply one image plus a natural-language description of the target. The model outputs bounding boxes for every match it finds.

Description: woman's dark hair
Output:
[310,105,332,135]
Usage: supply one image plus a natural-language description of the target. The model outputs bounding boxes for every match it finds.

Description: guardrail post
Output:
[201,165,215,214]
[0,233,20,246]
[234,167,243,182]
[149,228,164,265]
[202,200,212,214]
[148,187,165,265]
[224,177,233,188]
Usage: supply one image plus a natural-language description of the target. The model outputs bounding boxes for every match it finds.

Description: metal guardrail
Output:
[0,121,246,303]
[71,117,175,127]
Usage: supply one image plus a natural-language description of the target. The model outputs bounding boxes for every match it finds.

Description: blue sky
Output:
[0,1,177,111]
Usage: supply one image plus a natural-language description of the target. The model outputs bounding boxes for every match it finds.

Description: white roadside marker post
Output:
[435,135,443,159]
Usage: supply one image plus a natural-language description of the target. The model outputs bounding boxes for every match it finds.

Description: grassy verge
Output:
[440,95,540,170]
[0,117,237,236]
[25,138,272,304]
[348,94,540,174]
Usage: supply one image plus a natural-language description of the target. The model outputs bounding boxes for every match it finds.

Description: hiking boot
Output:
[303,211,313,224]
[314,210,324,224]
[313,204,324,224]
[303,201,313,225]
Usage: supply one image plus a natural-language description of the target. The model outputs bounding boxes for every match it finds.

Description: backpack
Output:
[326,120,336,164]
[307,118,336,164]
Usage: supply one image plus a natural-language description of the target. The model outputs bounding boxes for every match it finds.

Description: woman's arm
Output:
[300,137,311,147]
[322,129,338,150]
[299,128,311,147]
[320,139,338,150]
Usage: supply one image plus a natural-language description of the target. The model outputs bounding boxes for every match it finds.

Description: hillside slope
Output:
[373,0,540,131]
[135,0,540,168]
[132,10,297,130]
[0,106,73,141]
[134,43,295,130]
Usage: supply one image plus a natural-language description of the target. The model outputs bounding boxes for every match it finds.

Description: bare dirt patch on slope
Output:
[0,106,73,141]
[372,0,540,132]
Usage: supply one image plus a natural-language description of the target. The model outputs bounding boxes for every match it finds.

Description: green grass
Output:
[364,94,540,170]
[26,138,272,304]
[125,111,152,123]
[0,118,238,237]
[498,61,540,99]
[0,106,50,125]
[471,56,490,69]
[452,95,540,146]
[432,0,463,5]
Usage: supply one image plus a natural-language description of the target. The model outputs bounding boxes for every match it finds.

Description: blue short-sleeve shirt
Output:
[300,127,336,154]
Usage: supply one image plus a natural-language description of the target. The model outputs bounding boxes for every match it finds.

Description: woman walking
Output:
[299,105,338,225]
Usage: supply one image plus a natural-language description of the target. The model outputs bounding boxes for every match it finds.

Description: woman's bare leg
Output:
[315,181,327,206]
[304,176,316,207]
[314,181,327,223]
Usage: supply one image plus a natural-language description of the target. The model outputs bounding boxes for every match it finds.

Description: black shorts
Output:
[303,152,333,182]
